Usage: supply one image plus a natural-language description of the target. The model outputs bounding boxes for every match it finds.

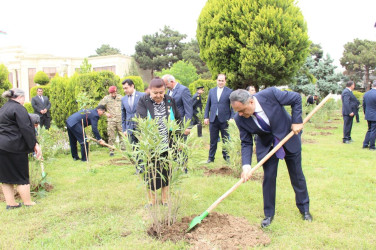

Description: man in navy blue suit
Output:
[362,80,376,150]
[121,79,146,144]
[163,74,192,135]
[341,81,359,143]
[230,88,312,228]
[204,74,234,163]
[66,105,106,161]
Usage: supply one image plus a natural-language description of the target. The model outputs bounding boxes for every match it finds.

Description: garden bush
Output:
[33,71,50,85]
[24,102,34,113]
[30,84,51,98]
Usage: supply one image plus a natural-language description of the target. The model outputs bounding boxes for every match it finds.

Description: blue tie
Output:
[254,112,285,159]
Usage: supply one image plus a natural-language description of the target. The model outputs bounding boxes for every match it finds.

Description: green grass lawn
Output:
[1,110,375,249]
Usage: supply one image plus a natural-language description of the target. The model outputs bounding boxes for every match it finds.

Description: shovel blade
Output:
[187,211,209,232]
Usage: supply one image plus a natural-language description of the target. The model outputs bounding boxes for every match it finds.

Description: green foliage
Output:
[134,26,187,77]
[155,60,199,87]
[24,102,34,113]
[0,64,12,108]
[121,76,145,92]
[30,84,51,98]
[121,117,196,234]
[79,58,92,74]
[197,0,310,90]
[92,44,121,57]
[182,39,211,78]
[189,79,217,110]
[352,90,364,100]
[50,75,75,128]
[33,71,50,85]
[223,121,242,176]
[37,126,70,159]
[340,38,376,90]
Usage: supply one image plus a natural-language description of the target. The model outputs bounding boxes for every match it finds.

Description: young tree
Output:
[155,60,199,87]
[33,71,50,85]
[197,0,310,89]
[340,38,376,91]
[134,26,187,78]
[91,44,121,57]
[182,39,211,79]
[79,58,92,74]
[0,64,12,108]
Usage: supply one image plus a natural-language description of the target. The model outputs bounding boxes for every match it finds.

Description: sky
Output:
[1,0,375,70]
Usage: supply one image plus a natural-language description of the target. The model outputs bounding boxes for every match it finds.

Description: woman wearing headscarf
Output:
[0,88,42,209]
[136,77,181,207]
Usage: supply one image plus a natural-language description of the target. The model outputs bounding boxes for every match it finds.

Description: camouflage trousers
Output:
[107,120,124,152]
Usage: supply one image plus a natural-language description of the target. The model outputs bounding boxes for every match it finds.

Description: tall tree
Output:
[182,39,211,79]
[92,44,121,57]
[134,26,187,78]
[79,58,92,74]
[155,60,199,87]
[340,38,376,91]
[197,0,310,89]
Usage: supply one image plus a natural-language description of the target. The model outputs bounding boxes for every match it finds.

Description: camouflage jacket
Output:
[98,94,122,121]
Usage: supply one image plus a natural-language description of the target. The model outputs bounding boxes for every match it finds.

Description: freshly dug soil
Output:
[148,212,270,249]
[202,166,264,182]
[109,157,132,166]
[314,126,338,130]
[302,138,317,144]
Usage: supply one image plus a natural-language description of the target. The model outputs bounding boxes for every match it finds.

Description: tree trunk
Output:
[365,66,370,91]
[151,70,154,79]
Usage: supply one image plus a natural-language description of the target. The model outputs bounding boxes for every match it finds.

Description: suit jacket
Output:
[121,91,145,134]
[66,109,102,140]
[31,95,51,117]
[192,93,202,115]
[341,88,359,116]
[0,100,37,153]
[363,88,376,121]
[167,83,193,122]
[234,87,303,165]
[204,86,234,123]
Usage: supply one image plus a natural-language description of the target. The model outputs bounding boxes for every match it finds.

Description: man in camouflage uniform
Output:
[99,86,123,156]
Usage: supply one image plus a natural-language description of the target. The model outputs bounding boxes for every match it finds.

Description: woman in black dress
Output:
[136,78,181,206]
[0,89,42,209]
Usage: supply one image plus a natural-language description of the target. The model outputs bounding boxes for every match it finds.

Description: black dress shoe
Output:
[73,157,81,161]
[261,216,273,228]
[343,140,351,144]
[206,159,214,163]
[302,211,313,221]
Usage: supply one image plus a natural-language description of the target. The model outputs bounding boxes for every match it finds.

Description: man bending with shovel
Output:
[230,88,312,228]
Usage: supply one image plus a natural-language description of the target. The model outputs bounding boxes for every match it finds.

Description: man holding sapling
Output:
[230,88,312,228]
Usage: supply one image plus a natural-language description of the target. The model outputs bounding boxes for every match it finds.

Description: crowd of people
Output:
[1,75,375,228]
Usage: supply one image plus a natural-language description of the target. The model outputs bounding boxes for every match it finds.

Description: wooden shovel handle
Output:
[207,94,332,213]
[86,136,116,150]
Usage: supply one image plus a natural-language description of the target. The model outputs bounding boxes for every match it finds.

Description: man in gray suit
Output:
[31,88,51,129]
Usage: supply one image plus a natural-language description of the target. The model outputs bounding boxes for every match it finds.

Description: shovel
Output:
[187,93,332,232]
[86,136,116,150]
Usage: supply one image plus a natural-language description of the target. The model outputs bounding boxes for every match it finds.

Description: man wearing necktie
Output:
[31,88,51,129]
[204,74,234,163]
[230,88,312,228]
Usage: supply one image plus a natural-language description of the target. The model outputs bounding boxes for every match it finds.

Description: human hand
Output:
[204,119,209,125]
[99,139,106,146]
[241,164,252,183]
[183,128,191,135]
[34,143,42,160]
[291,123,303,135]
[106,113,112,118]
[123,131,127,137]
[349,112,354,117]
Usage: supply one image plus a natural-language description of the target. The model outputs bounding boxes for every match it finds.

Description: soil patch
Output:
[202,166,264,182]
[314,126,338,130]
[109,157,131,166]
[307,131,333,136]
[302,138,317,144]
[148,212,270,249]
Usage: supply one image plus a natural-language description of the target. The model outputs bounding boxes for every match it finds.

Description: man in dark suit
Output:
[31,88,52,129]
[230,88,312,228]
[121,79,145,144]
[362,80,376,150]
[341,81,359,143]
[306,95,319,106]
[163,74,193,130]
[66,105,106,161]
[204,74,234,163]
